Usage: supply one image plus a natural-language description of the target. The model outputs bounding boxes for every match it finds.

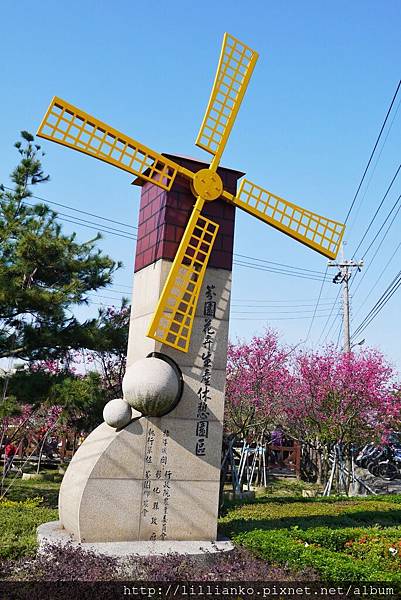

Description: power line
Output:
[231,309,335,315]
[88,293,130,302]
[317,288,342,344]
[90,296,339,309]
[335,317,343,349]
[346,94,401,234]
[86,299,124,308]
[351,195,401,297]
[233,253,327,276]
[352,269,401,339]
[4,187,342,312]
[2,186,138,231]
[87,292,338,312]
[231,297,337,303]
[233,260,329,282]
[353,239,401,320]
[323,310,343,345]
[4,188,335,281]
[42,214,137,241]
[360,193,401,260]
[22,200,138,241]
[316,81,401,346]
[231,300,336,308]
[104,286,134,294]
[305,264,328,342]
[344,79,401,224]
[353,276,401,340]
[231,314,334,321]
[82,300,341,317]
[351,164,401,259]
[324,311,343,345]
[109,283,133,290]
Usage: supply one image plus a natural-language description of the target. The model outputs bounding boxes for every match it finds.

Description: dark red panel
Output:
[133,154,244,273]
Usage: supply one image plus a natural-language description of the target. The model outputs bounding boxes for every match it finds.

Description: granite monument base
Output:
[37,521,233,557]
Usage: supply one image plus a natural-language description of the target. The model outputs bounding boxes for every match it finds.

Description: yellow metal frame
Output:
[37,97,179,191]
[232,179,345,259]
[146,197,218,352]
[37,33,346,353]
[146,34,260,352]
[195,33,258,168]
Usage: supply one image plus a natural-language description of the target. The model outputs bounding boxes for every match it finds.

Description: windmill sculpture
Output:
[37,34,345,545]
[38,34,344,353]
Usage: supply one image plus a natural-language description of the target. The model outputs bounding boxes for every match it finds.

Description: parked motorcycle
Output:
[366,446,390,476]
[355,443,381,469]
[376,446,401,481]
[355,442,401,481]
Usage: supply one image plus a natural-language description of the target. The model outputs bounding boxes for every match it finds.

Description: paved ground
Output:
[354,467,401,495]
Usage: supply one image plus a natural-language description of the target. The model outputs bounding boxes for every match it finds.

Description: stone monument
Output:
[36,33,344,546]
[58,156,243,542]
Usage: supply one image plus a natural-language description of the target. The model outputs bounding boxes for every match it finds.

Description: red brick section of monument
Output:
[133,154,245,273]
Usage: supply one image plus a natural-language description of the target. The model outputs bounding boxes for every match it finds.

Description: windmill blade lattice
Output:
[37,97,179,191]
[147,34,260,352]
[232,179,345,259]
[147,199,219,352]
[196,33,258,163]
[37,33,346,354]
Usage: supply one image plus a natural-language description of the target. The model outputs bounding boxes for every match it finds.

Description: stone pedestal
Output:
[38,521,234,557]
[58,156,244,542]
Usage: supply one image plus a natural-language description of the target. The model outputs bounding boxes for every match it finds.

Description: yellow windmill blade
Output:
[230,179,345,259]
[147,198,219,352]
[37,97,180,191]
[196,33,258,165]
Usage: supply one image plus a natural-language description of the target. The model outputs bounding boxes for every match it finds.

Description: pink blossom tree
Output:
[286,347,399,444]
[283,347,400,485]
[224,332,400,488]
[225,329,292,440]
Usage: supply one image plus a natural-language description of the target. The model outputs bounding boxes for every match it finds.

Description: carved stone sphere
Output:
[122,357,181,417]
[103,398,132,429]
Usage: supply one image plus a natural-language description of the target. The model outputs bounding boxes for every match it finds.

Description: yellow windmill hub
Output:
[191,168,223,201]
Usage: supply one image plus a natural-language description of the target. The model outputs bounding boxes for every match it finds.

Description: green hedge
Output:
[235,527,401,582]
[221,495,401,582]
[0,498,58,560]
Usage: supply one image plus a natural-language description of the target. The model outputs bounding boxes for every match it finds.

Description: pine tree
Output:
[0,131,121,361]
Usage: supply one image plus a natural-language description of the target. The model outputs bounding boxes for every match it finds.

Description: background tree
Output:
[5,361,108,467]
[284,346,400,484]
[224,332,400,490]
[225,329,291,440]
[2,301,130,462]
[0,131,121,362]
[83,302,130,400]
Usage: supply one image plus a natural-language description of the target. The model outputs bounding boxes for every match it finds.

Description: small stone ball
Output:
[103,398,132,429]
[123,357,181,417]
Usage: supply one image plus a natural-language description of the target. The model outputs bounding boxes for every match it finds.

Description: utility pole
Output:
[328,258,363,352]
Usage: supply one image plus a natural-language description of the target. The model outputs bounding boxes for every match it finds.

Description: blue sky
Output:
[1,1,400,368]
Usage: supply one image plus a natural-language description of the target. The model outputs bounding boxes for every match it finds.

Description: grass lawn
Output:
[1,474,61,508]
[1,474,401,582]
[0,472,59,561]
[221,486,401,582]
[0,497,57,561]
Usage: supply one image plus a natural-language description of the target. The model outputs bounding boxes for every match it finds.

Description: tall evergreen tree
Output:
[0,131,121,361]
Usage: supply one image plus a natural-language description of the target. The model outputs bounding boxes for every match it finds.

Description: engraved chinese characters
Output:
[196,285,216,457]
[141,426,172,541]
